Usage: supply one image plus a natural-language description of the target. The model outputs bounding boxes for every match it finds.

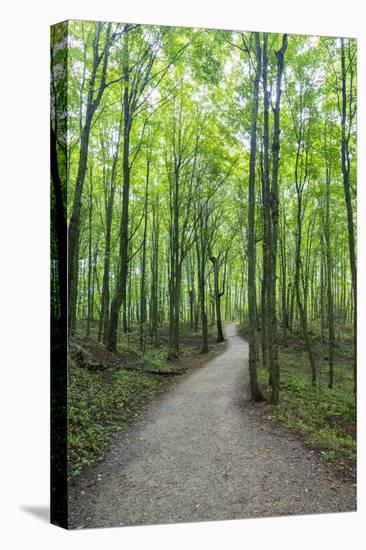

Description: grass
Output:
[68,356,160,479]
[242,324,356,474]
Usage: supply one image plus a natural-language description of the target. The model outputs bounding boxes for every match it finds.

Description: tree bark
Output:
[68,23,111,332]
[247,32,264,402]
[209,254,225,343]
[324,124,335,388]
[151,192,160,346]
[86,165,93,336]
[267,33,288,404]
[107,27,131,351]
[140,154,150,352]
[340,38,357,396]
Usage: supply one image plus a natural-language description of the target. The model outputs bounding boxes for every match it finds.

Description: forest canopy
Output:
[51,21,357,406]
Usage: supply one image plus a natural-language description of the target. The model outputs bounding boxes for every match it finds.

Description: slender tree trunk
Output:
[209,254,225,343]
[50,126,67,327]
[262,34,275,393]
[340,38,357,396]
[295,192,317,385]
[140,155,150,352]
[151,193,160,346]
[107,29,131,352]
[197,236,209,354]
[280,207,288,345]
[99,190,114,343]
[168,167,181,359]
[86,166,93,336]
[68,23,111,332]
[319,248,325,346]
[247,32,264,402]
[267,34,288,404]
[324,124,335,388]
[98,111,123,343]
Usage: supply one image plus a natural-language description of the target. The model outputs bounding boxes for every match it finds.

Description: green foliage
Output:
[257,340,356,461]
[141,348,171,372]
[52,21,357,477]
[68,357,159,478]
[67,324,223,478]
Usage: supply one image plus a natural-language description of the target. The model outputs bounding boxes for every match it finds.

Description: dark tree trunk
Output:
[98,109,123,344]
[99,189,114,344]
[107,28,131,352]
[140,155,150,352]
[262,34,275,395]
[197,238,209,354]
[209,254,225,343]
[50,126,67,326]
[324,124,335,388]
[340,38,357,396]
[151,193,160,346]
[292,85,317,386]
[279,206,288,345]
[247,32,264,402]
[168,163,181,359]
[86,166,93,336]
[267,33,288,404]
[295,193,317,385]
[68,23,111,332]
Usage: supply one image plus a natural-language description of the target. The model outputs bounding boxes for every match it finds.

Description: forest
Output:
[51,21,357,482]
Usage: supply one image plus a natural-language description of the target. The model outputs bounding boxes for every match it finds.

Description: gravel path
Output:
[69,323,356,529]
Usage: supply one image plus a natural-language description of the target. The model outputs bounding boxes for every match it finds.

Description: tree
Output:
[245,32,264,402]
[340,38,357,395]
[68,22,113,332]
[62,22,356,410]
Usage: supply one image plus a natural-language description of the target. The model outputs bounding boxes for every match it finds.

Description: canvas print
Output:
[50,19,357,529]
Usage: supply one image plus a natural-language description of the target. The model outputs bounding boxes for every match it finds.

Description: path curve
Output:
[69,323,356,528]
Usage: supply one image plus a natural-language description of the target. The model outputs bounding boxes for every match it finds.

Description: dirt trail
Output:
[69,323,356,528]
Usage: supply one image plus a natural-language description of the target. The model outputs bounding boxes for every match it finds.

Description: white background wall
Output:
[0,0,364,548]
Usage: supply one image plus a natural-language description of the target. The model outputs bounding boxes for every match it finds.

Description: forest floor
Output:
[239,325,357,481]
[68,323,356,529]
[68,324,226,478]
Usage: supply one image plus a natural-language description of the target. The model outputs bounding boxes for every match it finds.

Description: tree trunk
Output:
[107,29,131,352]
[295,193,317,385]
[50,126,67,327]
[197,236,209,354]
[68,23,111,332]
[86,166,93,336]
[151,193,160,346]
[209,255,225,343]
[267,33,288,404]
[340,38,357,396]
[324,124,335,388]
[247,32,264,402]
[140,155,150,352]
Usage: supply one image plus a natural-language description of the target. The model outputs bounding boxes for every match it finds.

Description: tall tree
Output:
[340,38,357,395]
[246,32,264,401]
[68,22,113,332]
[266,33,288,404]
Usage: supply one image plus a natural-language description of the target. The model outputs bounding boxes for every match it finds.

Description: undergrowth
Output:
[68,323,222,479]
[243,326,356,471]
[68,357,160,479]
